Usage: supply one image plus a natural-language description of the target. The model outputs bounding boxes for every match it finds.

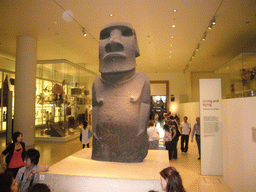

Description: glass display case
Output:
[0,57,96,137]
[0,71,15,133]
[0,57,16,133]
[215,52,256,98]
[35,59,96,138]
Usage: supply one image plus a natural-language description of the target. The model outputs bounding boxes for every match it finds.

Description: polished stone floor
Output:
[0,126,232,192]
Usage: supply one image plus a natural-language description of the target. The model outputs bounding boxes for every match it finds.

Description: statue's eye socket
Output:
[100,31,110,40]
[122,29,133,37]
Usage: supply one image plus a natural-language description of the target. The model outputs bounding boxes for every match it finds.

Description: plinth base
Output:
[39,148,169,192]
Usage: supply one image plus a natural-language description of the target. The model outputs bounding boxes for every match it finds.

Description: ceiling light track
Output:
[184,0,224,73]
[51,0,98,42]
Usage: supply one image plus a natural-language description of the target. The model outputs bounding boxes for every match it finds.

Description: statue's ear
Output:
[134,32,140,57]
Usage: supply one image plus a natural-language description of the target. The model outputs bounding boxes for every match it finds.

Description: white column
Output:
[14,36,37,146]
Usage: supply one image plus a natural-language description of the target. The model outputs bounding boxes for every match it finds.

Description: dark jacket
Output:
[2,142,25,166]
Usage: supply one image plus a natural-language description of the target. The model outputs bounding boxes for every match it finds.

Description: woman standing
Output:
[81,121,90,148]
[0,132,25,178]
[168,121,180,160]
[163,124,172,160]
[147,121,160,149]
[173,121,180,159]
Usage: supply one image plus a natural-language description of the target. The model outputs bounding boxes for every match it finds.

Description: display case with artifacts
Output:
[35,59,95,140]
[215,52,256,99]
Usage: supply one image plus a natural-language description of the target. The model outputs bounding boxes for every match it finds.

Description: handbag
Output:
[152,132,160,140]
[88,131,92,139]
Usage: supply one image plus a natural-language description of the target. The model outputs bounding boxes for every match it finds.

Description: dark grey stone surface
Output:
[91,22,151,162]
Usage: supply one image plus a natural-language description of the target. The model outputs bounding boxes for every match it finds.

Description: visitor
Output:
[168,121,180,159]
[80,120,90,148]
[0,172,19,192]
[180,116,191,154]
[163,124,172,160]
[0,132,26,178]
[15,148,49,192]
[147,121,160,149]
[160,166,186,192]
[28,183,51,192]
[191,117,201,160]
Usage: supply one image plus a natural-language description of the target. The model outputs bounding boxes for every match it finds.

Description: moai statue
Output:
[91,22,151,162]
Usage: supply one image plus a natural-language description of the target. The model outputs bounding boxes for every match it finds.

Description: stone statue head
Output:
[99,22,140,73]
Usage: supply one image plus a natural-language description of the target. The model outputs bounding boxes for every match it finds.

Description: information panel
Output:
[200,79,223,175]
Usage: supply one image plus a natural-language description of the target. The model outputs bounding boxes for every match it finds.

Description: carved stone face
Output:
[99,22,140,73]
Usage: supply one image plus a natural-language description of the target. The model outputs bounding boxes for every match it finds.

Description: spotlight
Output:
[202,32,207,41]
[82,28,87,36]
[212,17,216,25]
[196,44,200,51]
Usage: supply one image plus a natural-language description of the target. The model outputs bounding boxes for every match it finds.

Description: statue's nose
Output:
[105,42,124,53]
[105,29,124,53]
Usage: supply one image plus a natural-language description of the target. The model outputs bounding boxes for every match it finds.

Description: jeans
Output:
[165,141,172,160]
[196,134,201,157]
[181,135,189,152]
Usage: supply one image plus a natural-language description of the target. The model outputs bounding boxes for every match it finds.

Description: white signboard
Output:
[200,79,223,175]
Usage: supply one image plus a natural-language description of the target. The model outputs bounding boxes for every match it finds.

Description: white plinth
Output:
[39,149,169,192]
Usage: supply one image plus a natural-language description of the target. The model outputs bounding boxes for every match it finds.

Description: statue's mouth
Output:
[103,53,126,61]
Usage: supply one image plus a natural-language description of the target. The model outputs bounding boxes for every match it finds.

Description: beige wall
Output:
[179,102,199,125]
[222,97,256,191]
[191,72,232,102]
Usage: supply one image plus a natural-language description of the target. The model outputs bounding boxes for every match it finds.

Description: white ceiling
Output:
[0,0,255,75]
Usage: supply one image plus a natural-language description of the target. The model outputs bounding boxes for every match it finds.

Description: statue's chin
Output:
[99,54,136,74]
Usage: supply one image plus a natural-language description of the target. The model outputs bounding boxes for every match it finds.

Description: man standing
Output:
[180,116,191,154]
[191,117,201,160]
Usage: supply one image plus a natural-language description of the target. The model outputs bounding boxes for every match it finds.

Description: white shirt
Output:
[81,127,90,144]
[147,126,158,141]
[180,122,191,135]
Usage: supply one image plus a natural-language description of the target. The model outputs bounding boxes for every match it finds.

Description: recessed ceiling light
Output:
[171,36,174,38]
[170,51,172,53]
[172,25,176,28]
[173,10,177,12]
[109,13,114,17]
[170,45,173,46]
